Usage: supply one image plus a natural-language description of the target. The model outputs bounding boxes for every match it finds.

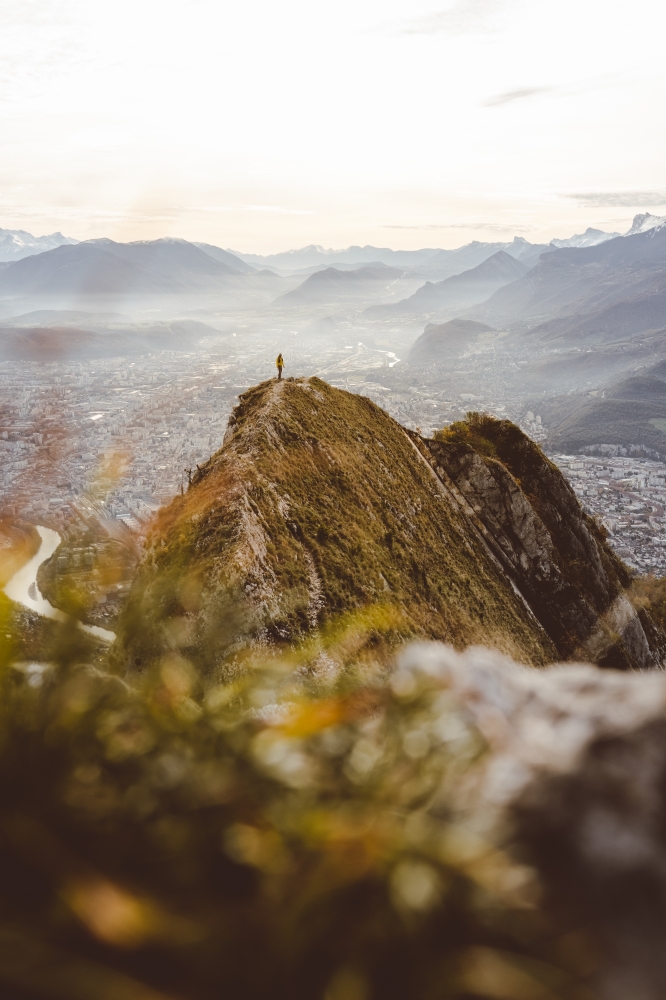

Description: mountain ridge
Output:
[116,378,664,676]
[276,265,405,304]
[368,250,529,318]
[0,237,270,298]
[467,224,666,329]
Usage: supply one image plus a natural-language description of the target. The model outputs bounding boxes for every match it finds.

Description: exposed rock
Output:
[425,418,665,669]
[397,642,666,1000]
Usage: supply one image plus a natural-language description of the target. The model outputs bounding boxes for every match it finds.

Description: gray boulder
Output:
[398,642,666,1000]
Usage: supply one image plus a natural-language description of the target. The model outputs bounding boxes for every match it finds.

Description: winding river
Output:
[3,526,116,644]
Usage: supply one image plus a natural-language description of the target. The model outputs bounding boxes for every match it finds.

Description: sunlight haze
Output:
[2,0,665,250]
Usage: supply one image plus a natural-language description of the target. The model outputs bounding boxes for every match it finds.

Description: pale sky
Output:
[1,0,665,252]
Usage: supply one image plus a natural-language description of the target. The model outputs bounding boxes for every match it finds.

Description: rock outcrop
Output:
[422,418,665,668]
[117,379,665,675]
[399,642,666,1000]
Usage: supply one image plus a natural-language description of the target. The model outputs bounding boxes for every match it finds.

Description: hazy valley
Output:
[3,213,666,590]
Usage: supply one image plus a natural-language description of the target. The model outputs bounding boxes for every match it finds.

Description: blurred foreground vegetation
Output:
[0,520,40,587]
[0,569,601,1000]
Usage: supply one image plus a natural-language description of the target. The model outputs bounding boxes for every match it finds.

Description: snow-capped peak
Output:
[551,227,620,249]
[624,213,666,237]
[0,227,78,262]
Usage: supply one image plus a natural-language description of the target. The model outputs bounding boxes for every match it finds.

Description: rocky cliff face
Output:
[116,379,665,676]
[422,417,665,669]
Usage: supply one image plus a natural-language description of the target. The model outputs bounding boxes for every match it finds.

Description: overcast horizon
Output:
[2,0,665,254]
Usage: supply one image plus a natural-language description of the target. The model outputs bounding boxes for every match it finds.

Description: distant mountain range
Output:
[227,244,440,271]
[468,218,666,335]
[0,215,663,324]
[387,215,666,402]
[228,229,621,280]
[404,237,546,283]
[0,228,78,262]
[550,226,620,248]
[0,237,280,298]
[368,250,530,318]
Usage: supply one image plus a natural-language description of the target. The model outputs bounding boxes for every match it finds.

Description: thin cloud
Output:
[567,192,666,208]
[484,86,556,106]
[484,74,626,109]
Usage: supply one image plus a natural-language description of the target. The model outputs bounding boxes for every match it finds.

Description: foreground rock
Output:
[400,643,666,1000]
[3,624,666,998]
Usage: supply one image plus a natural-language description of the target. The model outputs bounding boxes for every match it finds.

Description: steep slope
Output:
[429,416,664,668]
[470,225,666,328]
[378,251,529,317]
[117,380,664,677]
[118,378,557,675]
[525,276,666,348]
[610,373,666,402]
[408,319,495,365]
[625,212,666,235]
[194,242,257,272]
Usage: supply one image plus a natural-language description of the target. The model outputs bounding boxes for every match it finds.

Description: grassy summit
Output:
[117,377,555,676]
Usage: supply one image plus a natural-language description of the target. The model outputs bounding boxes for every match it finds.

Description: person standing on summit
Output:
[276,353,284,380]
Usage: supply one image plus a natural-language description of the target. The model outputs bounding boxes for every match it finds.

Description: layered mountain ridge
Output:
[0,238,249,297]
[117,378,664,676]
[368,251,529,318]
[468,223,666,329]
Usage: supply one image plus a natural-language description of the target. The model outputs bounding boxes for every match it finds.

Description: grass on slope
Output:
[118,379,554,677]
